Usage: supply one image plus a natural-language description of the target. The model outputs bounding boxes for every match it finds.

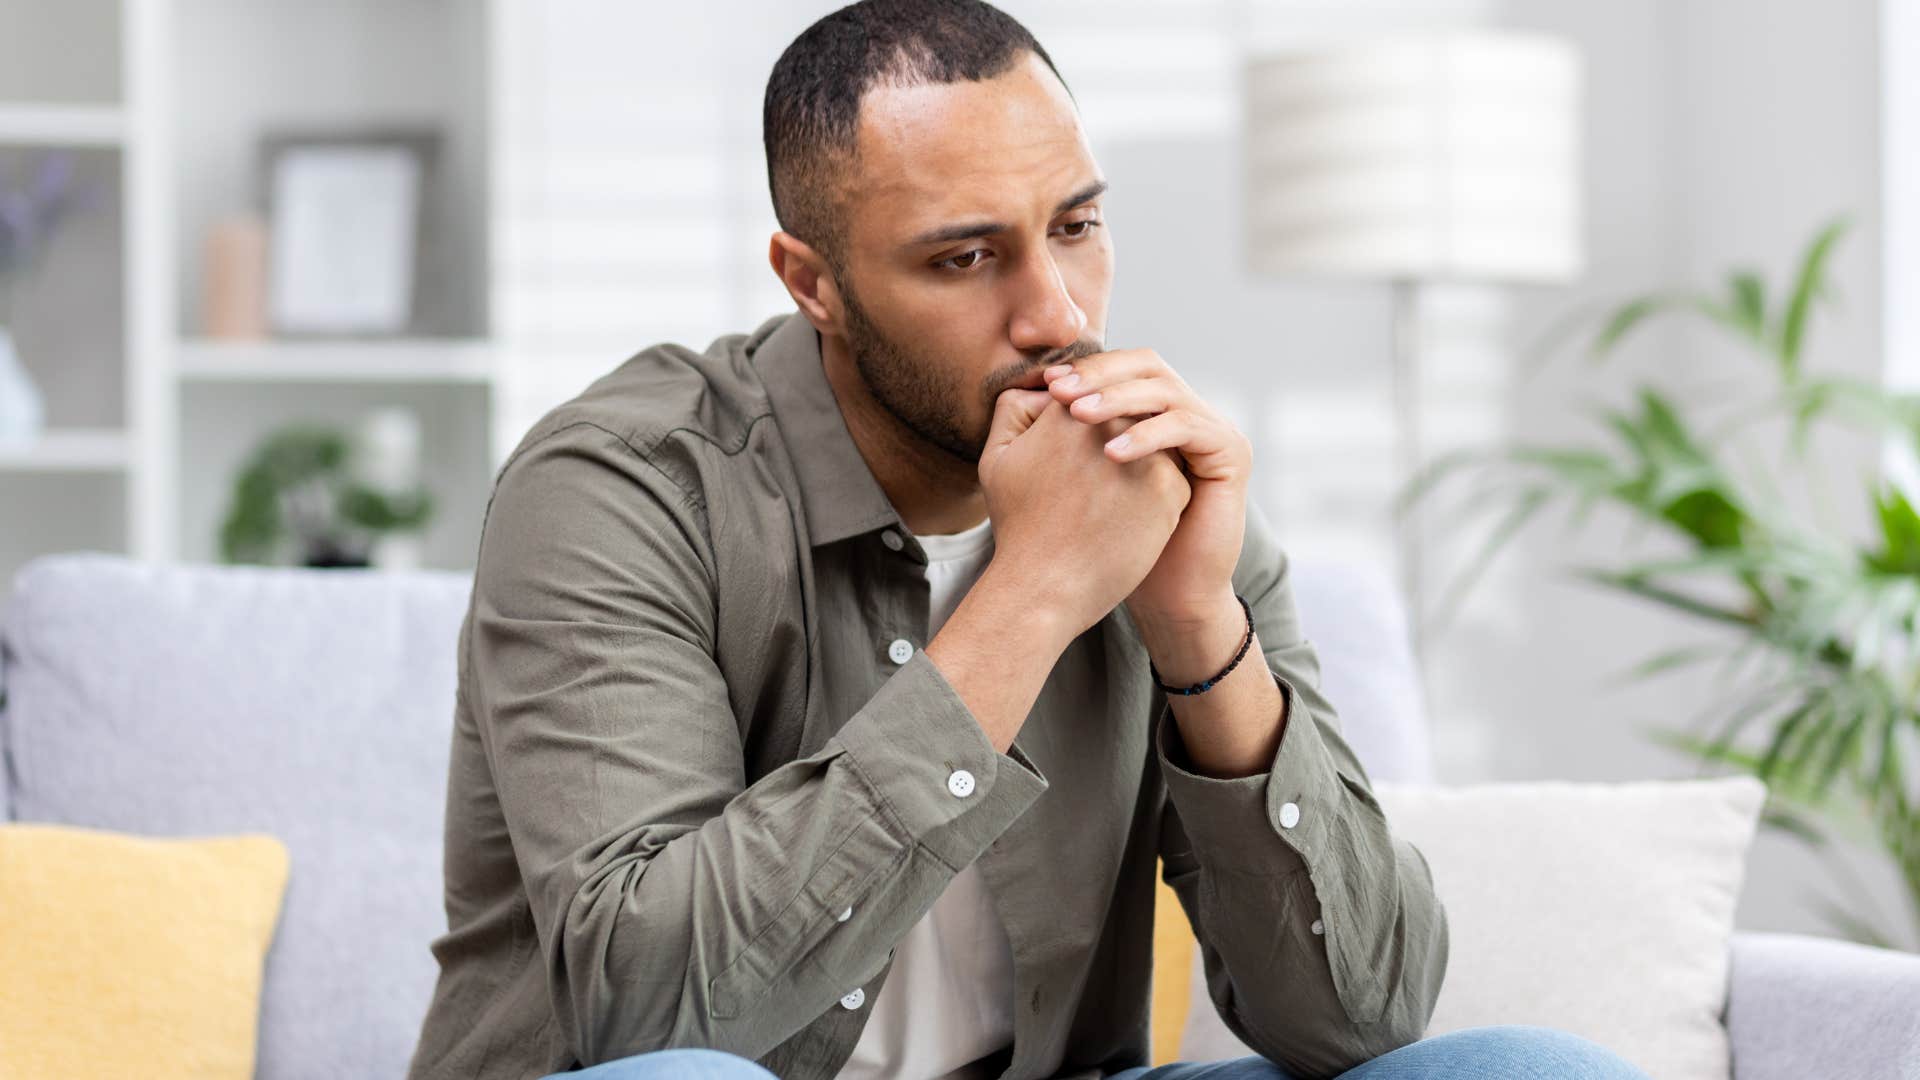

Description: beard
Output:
[839,277,1102,465]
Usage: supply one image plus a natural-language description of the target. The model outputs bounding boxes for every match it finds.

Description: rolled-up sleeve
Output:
[1152,503,1448,1079]
[469,423,1047,1066]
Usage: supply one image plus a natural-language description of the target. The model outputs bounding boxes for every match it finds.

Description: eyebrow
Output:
[905,178,1110,247]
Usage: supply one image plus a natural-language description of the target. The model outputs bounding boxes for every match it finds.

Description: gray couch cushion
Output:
[1726,930,1920,1080]
[1,639,12,818]
[0,553,472,1080]
[1288,552,1433,783]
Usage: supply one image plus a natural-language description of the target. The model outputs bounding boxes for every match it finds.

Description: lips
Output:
[1013,370,1050,391]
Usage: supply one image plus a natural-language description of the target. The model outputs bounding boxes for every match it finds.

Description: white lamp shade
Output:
[1245,32,1584,283]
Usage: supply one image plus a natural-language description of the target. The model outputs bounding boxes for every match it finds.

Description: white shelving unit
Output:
[176,339,498,385]
[0,429,130,473]
[0,0,504,592]
[0,105,126,145]
[0,0,148,590]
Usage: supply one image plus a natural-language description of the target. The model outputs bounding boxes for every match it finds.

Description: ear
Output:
[768,231,847,336]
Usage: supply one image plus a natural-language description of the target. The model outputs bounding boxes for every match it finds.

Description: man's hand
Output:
[975,386,1191,641]
[1041,349,1282,778]
[1041,349,1252,629]
[931,390,1187,753]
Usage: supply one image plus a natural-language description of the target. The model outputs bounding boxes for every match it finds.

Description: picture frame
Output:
[258,129,439,337]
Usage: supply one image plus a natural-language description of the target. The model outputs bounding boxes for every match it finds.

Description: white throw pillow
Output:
[1179,776,1766,1080]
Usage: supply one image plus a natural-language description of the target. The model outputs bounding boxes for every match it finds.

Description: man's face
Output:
[832,50,1113,465]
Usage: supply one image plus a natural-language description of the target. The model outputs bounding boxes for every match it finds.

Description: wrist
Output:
[970,559,1082,654]
[927,560,1080,754]
[1135,588,1247,686]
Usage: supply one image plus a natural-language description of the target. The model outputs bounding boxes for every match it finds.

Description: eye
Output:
[1056,217,1102,239]
[935,248,990,272]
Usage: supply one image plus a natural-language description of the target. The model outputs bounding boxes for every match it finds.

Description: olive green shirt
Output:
[406,310,1448,1080]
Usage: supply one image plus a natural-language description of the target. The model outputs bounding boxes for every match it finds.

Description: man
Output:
[407,3,1653,1079]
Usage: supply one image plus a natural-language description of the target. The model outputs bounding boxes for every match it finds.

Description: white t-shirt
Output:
[835,513,1016,1080]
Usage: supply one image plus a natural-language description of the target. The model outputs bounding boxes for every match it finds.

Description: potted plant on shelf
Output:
[1401,215,1919,951]
[220,411,436,569]
[0,150,103,444]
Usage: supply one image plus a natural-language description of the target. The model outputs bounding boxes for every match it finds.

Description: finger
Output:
[1043,348,1171,395]
[1062,375,1187,423]
[985,387,1057,455]
[1103,409,1246,475]
[1092,413,1138,445]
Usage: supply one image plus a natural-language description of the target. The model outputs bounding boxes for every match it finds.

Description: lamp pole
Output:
[1389,278,1430,704]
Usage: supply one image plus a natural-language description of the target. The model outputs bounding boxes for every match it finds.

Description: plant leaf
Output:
[1776,215,1851,380]
[1572,567,1755,629]
[1726,270,1768,342]
[1589,294,1693,359]
[1425,486,1552,638]
[1606,643,1725,684]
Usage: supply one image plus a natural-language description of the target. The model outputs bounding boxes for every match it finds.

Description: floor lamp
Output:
[1243,31,1585,688]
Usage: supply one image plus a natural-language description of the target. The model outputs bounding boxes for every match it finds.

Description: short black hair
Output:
[762,0,1071,269]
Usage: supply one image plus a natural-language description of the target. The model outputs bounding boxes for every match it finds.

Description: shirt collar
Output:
[750,310,906,548]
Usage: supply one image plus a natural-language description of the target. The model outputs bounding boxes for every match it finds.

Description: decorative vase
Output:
[0,324,46,445]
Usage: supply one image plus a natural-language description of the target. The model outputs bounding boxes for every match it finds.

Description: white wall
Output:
[1884,0,1920,497]
[0,0,119,105]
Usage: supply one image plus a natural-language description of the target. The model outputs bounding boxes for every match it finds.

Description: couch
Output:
[1,551,1915,1078]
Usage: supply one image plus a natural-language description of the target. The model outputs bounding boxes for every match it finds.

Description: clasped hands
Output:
[980,347,1252,636]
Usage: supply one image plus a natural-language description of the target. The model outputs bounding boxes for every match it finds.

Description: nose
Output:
[1007,247,1087,355]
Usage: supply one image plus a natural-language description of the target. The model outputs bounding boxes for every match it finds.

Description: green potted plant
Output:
[1401,215,1919,951]
[220,419,435,569]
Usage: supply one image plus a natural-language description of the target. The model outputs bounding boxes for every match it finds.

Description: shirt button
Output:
[1311,918,1325,935]
[947,769,976,798]
[1279,801,1301,829]
[881,529,904,551]
[837,905,853,923]
[887,638,914,664]
[840,987,866,1010]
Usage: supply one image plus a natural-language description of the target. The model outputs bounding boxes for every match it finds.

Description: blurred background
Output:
[0,0,1912,958]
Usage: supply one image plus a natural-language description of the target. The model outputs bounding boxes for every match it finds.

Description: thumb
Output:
[985,387,1055,456]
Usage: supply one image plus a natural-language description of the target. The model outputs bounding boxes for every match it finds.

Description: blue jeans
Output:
[1109,1026,1655,1079]
[544,1024,1653,1078]
[541,1048,780,1079]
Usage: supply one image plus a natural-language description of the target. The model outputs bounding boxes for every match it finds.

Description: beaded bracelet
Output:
[1148,593,1254,696]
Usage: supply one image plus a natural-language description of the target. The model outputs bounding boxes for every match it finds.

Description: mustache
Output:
[1037,338,1103,368]
[1000,338,1105,391]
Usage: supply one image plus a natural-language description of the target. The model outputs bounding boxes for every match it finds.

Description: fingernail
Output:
[1107,433,1131,451]
[1078,392,1102,410]
[1058,373,1081,390]
[1045,363,1072,378]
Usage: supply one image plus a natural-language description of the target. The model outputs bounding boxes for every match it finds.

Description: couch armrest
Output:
[1725,930,1920,1080]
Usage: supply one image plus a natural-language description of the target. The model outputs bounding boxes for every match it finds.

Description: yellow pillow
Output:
[0,823,291,1080]
[1151,857,1198,1065]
